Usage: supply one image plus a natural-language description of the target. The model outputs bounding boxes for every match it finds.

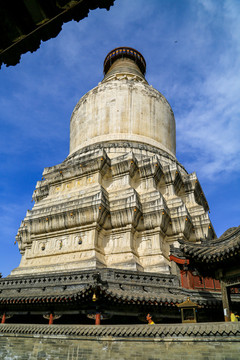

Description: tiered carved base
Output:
[12,142,215,276]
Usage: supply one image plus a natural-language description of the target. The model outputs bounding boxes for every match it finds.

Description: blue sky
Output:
[0,0,239,277]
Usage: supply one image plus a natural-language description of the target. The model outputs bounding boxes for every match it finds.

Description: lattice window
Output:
[192,275,204,289]
[180,270,189,288]
[204,277,214,289]
[214,279,221,290]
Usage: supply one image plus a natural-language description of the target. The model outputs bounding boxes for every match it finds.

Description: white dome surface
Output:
[69,58,176,157]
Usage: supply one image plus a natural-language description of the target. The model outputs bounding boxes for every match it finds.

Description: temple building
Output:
[0,47,239,324]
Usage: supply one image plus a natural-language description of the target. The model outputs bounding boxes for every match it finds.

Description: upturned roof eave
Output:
[0,0,115,69]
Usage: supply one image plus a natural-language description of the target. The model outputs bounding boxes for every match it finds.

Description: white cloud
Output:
[158,1,240,180]
[197,0,218,13]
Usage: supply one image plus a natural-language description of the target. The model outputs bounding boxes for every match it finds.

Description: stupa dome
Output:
[69,47,176,157]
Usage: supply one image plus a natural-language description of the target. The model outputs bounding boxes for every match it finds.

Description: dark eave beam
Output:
[0,0,115,69]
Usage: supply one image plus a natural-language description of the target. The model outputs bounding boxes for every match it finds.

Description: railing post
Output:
[49,313,54,325]
[1,313,6,324]
[95,313,101,325]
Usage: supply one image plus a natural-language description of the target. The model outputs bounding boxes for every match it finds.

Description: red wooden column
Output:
[1,313,6,324]
[49,313,54,325]
[95,313,101,325]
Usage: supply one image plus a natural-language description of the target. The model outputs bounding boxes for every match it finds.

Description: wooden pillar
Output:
[49,313,54,325]
[1,313,6,324]
[95,313,101,325]
[221,280,231,322]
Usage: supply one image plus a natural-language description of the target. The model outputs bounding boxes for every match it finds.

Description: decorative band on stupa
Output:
[103,47,146,75]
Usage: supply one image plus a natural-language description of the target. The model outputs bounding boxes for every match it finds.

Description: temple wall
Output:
[0,332,239,360]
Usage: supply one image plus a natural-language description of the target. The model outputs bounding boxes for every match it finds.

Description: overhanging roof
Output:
[170,226,240,280]
[179,226,240,264]
[0,268,223,309]
[0,0,114,69]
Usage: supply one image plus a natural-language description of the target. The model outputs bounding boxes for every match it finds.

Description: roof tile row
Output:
[178,226,240,263]
[0,322,239,338]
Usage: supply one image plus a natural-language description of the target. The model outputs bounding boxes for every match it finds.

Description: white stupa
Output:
[13,47,215,276]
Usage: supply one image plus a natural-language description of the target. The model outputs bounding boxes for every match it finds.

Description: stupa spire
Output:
[103,47,147,82]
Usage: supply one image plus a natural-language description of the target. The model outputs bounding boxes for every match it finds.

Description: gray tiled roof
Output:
[0,322,239,338]
[178,226,240,263]
[0,268,223,307]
